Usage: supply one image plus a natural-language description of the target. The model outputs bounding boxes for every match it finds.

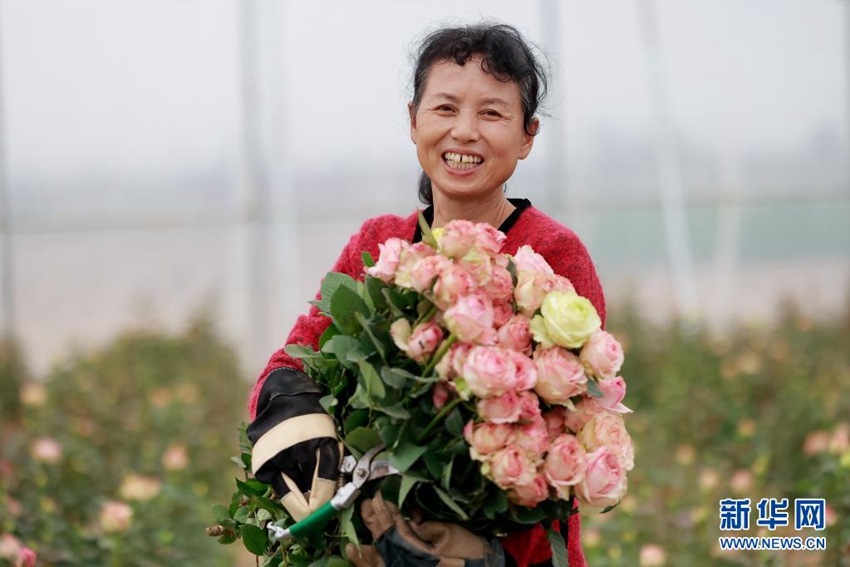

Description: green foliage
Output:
[581,298,850,566]
[0,312,245,566]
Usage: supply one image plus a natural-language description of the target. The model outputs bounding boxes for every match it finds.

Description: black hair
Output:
[410,23,549,205]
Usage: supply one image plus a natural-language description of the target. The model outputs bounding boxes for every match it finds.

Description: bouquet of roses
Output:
[211,216,634,566]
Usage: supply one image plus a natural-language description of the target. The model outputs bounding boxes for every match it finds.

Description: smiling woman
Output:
[248,22,603,567]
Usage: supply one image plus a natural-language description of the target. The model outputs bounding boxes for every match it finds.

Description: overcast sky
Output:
[0,1,845,190]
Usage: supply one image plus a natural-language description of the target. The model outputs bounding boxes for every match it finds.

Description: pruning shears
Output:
[267,444,398,543]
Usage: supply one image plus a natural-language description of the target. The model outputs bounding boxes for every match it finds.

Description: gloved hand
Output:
[247,368,341,522]
[345,492,505,567]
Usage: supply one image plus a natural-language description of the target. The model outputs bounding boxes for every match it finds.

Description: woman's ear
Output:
[519,117,540,160]
[408,102,418,144]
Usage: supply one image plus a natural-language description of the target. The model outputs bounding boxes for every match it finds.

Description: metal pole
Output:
[637,0,699,317]
[0,2,15,339]
[238,0,271,371]
[539,0,568,219]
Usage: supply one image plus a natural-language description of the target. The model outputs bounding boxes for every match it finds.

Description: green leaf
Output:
[344,409,370,433]
[345,427,382,455]
[349,383,371,409]
[376,403,410,419]
[284,344,321,361]
[212,505,230,524]
[365,276,388,312]
[319,394,338,414]
[330,285,370,334]
[547,527,569,567]
[389,442,428,472]
[340,504,360,551]
[380,367,410,389]
[586,378,603,398]
[379,423,400,449]
[483,490,508,519]
[433,486,469,520]
[444,408,464,438]
[236,478,269,498]
[398,474,419,508]
[361,251,375,268]
[417,209,437,248]
[357,312,386,360]
[355,359,385,400]
[314,272,360,314]
[440,458,454,491]
[230,456,247,469]
[241,523,269,556]
[233,505,249,523]
[322,335,362,370]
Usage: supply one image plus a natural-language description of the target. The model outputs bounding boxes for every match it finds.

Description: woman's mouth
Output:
[443,151,483,171]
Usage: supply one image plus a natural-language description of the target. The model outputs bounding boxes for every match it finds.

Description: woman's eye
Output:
[483,109,501,118]
[436,105,454,112]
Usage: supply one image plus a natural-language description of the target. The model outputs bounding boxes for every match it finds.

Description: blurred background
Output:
[0,1,848,565]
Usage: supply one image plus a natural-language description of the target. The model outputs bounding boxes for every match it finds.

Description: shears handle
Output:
[268,483,360,542]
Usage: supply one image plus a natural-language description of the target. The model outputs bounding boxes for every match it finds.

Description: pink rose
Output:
[432,382,452,410]
[563,397,604,433]
[477,391,523,424]
[443,292,494,343]
[435,342,473,380]
[492,299,515,328]
[465,421,513,460]
[511,351,538,391]
[485,264,514,302]
[497,315,532,356]
[458,251,494,287]
[512,245,554,275]
[508,473,550,508]
[533,348,587,405]
[575,447,628,508]
[30,437,62,464]
[408,255,452,293]
[542,407,568,440]
[407,321,445,362]
[580,331,624,380]
[438,220,478,258]
[0,534,21,561]
[18,547,37,567]
[474,224,507,255]
[394,242,436,289]
[432,264,477,309]
[365,237,406,282]
[511,416,550,462]
[578,412,635,471]
[517,391,542,421]
[595,376,632,414]
[100,500,133,533]
[513,271,551,317]
[543,274,575,295]
[461,346,516,398]
[484,446,536,488]
[544,434,587,498]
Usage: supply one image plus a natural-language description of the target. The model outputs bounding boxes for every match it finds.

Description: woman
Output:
[249,23,603,567]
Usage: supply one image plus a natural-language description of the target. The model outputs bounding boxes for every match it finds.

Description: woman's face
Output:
[410,57,537,203]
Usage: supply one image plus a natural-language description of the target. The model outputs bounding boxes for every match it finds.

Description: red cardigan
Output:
[250,201,603,567]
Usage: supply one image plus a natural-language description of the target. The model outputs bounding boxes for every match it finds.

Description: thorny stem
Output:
[422,334,457,377]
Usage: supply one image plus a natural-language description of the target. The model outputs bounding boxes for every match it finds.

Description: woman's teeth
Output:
[444,152,482,170]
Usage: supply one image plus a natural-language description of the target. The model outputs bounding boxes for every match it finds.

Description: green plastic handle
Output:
[288,501,338,540]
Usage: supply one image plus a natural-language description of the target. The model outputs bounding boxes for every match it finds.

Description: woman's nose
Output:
[450,111,480,143]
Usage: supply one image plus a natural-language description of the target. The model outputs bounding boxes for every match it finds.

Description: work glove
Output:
[345,491,505,567]
[247,368,341,522]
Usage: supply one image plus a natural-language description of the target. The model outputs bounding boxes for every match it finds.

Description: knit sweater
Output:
[249,199,603,567]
